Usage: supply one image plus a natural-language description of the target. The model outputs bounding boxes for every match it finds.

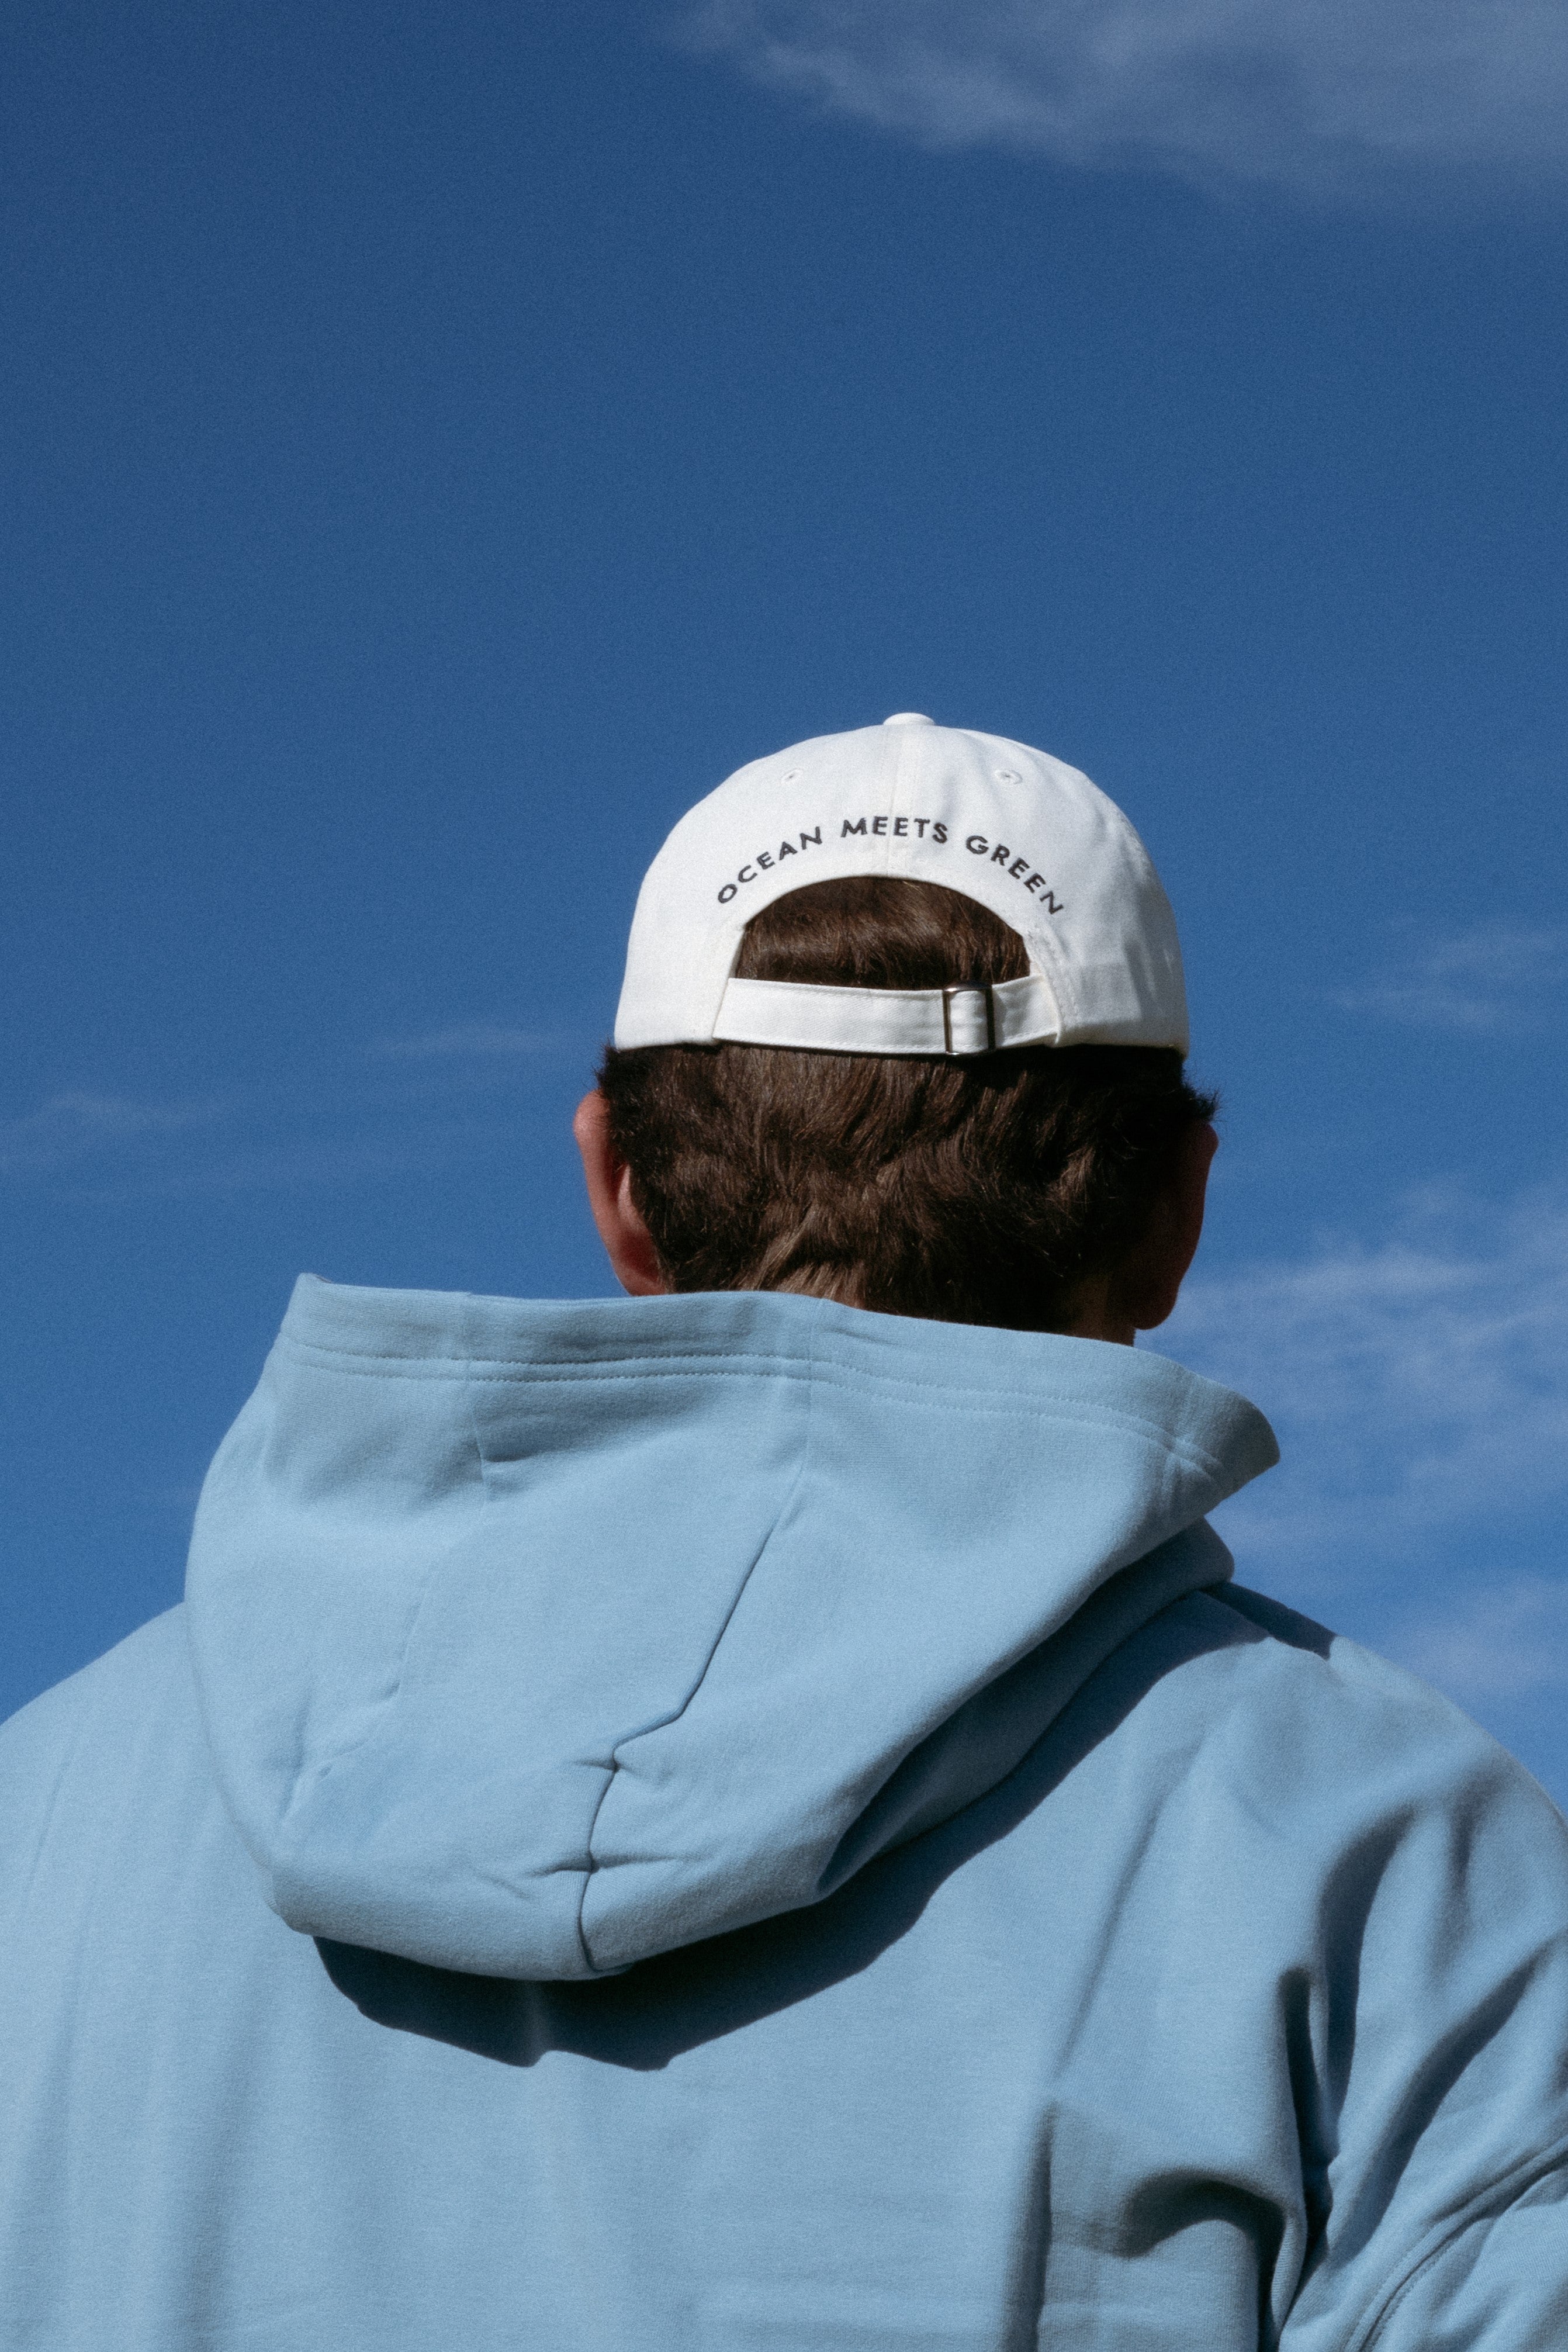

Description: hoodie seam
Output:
[272,1342,1233,1478]
[277,1331,1192,1416]
[271,1372,491,1839]
[573,1321,821,1976]
[279,1336,815,1375]
[1351,2139,1568,2351]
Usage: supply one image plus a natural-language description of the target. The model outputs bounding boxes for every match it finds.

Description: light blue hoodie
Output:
[3,1275,1567,2349]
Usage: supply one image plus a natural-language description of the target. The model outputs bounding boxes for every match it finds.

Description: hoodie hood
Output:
[186,1277,1277,1980]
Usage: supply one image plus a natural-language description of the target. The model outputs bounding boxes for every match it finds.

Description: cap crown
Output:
[615,715,1188,1054]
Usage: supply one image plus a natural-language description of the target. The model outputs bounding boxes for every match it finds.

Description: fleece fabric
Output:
[2,1275,1567,2351]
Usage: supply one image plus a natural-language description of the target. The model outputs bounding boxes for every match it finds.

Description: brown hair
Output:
[597,877,1215,1333]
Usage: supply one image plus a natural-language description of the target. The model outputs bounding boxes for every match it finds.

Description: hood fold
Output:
[186,1276,1276,1979]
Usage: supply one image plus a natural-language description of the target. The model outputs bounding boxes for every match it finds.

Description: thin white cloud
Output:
[1163,1184,1568,1575]
[3,1050,559,1196]
[94,1135,452,1198]
[374,1025,559,1059]
[1393,1576,1568,1703]
[0,1090,223,1175]
[681,0,1568,196]
[1331,922,1568,1032]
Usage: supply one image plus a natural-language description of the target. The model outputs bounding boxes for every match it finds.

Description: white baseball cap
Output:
[614,714,1189,1059]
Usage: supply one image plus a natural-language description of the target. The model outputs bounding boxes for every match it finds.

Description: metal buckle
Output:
[940,983,996,1055]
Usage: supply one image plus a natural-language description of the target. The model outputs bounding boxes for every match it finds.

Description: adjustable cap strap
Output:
[711,972,1061,1056]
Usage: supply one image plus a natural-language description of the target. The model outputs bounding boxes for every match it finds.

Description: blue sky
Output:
[5,0,1567,1798]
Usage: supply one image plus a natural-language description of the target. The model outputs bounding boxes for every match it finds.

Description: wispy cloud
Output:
[0,1089,224,1175]
[1164,1184,1568,1573]
[373,1025,560,1060]
[103,1134,459,1198]
[1394,1576,1568,1703]
[681,0,1568,198]
[2,1034,570,1195]
[1331,922,1568,1032]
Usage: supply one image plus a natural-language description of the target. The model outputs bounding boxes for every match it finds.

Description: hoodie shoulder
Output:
[1124,1579,1568,1861]
[2,1607,192,1749]
[1216,1580,1560,1788]
[0,1611,206,1876]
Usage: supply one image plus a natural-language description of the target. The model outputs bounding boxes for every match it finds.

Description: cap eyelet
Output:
[996,768,1020,783]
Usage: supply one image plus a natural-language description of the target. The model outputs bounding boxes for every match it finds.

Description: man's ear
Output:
[1113,1121,1218,1333]
[573,1090,668,1297]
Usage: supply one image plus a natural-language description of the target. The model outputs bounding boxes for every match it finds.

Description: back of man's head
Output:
[595,717,1214,1335]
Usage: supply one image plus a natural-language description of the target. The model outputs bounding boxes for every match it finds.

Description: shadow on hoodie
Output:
[318,1585,1334,2070]
[188,1277,1278,1986]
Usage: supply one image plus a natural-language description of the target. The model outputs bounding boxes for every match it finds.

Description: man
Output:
[3,712,1567,2349]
